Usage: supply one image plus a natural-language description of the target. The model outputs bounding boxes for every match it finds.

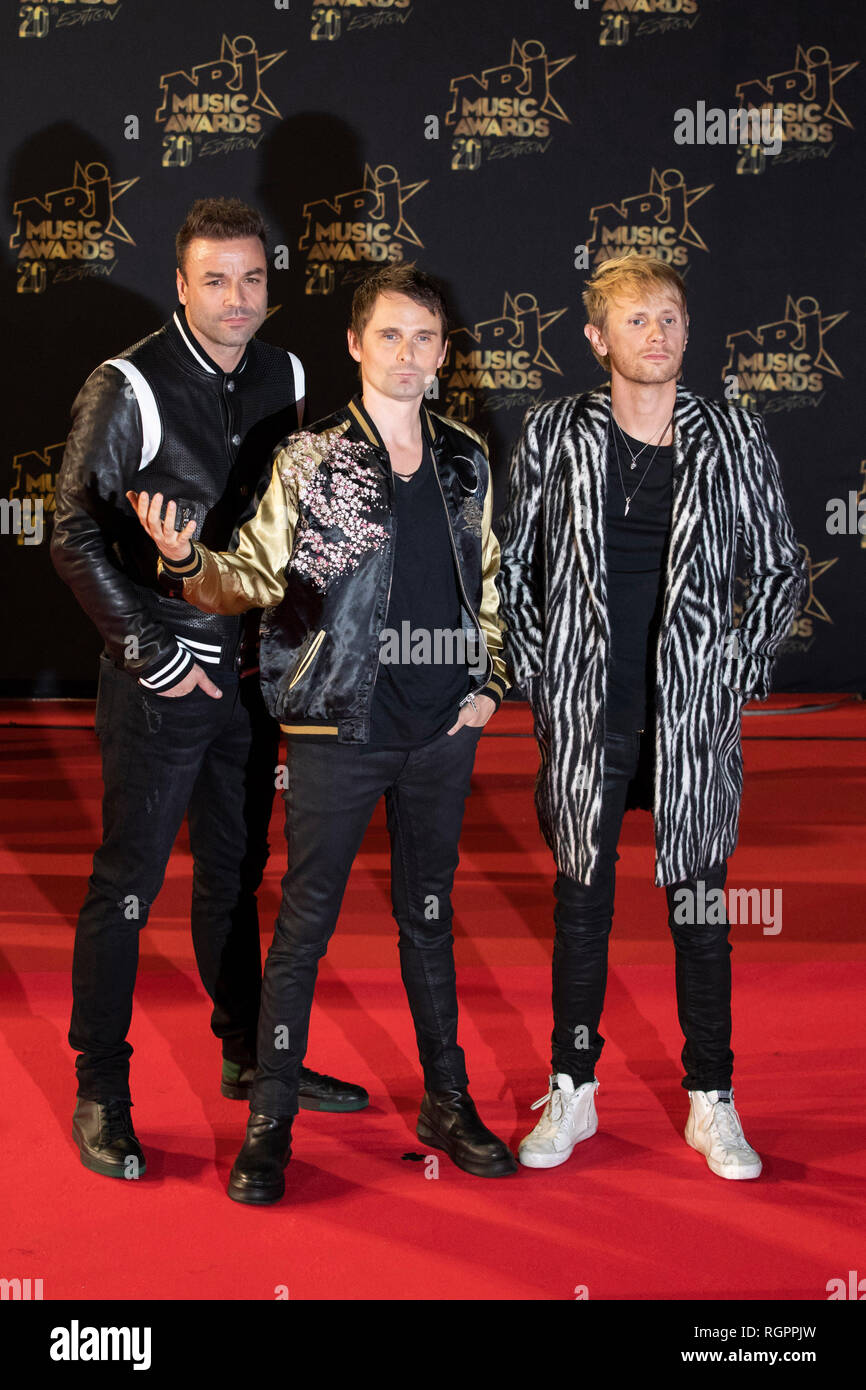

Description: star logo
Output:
[799,544,837,625]
[449,292,567,375]
[588,167,713,255]
[445,37,575,127]
[223,33,285,120]
[724,294,848,381]
[157,33,287,124]
[10,161,138,249]
[782,295,849,379]
[300,164,428,250]
[736,44,859,128]
[81,162,138,244]
[11,445,65,504]
[511,38,575,124]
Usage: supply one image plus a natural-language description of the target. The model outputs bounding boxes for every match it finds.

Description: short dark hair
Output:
[350,262,448,341]
[175,197,267,274]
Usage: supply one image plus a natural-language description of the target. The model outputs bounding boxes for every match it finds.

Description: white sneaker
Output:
[518,1074,599,1169]
[685,1089,762,1180]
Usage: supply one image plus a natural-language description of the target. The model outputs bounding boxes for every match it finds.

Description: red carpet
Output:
[1,698,863,1300]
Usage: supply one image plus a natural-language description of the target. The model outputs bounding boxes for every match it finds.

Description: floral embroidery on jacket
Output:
[460,496,483,539]
[278,429,389,592]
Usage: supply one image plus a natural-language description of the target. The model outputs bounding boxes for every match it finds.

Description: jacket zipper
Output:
[222,378,234,473]
[367,456,395,715]
[431,451,493,688]
[362,435,490,727]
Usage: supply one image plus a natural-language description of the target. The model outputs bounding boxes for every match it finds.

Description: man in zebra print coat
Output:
[497,253,805,1181]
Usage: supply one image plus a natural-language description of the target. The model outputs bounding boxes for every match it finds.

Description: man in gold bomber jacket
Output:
[130,263,516,1203]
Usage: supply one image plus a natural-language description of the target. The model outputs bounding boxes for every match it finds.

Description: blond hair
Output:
[583,253,687,372]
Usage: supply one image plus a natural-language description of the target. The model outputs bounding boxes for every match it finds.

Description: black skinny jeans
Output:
[251,725,482,1118]
[70,653,278,1101]
[551,730,734,1092]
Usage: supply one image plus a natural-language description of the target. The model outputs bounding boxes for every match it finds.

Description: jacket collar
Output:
[167,307,250,381]
[576,381,712,471]
[567,382,720,634]
[345,393,437,453]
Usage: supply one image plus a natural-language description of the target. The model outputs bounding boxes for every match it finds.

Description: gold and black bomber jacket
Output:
[159,395,509,739]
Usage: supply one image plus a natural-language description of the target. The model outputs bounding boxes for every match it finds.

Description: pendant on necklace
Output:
[624,498,631,516]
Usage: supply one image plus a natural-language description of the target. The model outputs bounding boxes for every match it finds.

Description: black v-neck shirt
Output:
[369,439,473,746]
[604,424,675,734]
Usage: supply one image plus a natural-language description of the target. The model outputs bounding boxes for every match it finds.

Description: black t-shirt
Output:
[369,439,473,747]
[604,423,674,734]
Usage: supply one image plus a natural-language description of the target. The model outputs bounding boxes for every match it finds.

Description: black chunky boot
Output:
[417,1088,518,1178]
[72,1099,146,1179]
[227,1113,292,1205]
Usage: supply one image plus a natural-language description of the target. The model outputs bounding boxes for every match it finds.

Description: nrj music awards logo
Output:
[723,295,848,414]
[299,163,427,295]
[734,44,858,173]
[5,443,65,545]
[587,167,712,268]
[444,39,574,171]
[156,34,285,164]
[18,0,120,37]
[11,161,138,293]
[442,292,568,423]
[592,0,699,47]
[310,0,413,42]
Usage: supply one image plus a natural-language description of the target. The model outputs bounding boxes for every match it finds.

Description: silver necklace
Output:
[612,412,672,470]
[610,413,673,517]
[613,416,652,471]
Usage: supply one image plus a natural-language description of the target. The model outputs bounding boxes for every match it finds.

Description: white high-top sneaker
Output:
[685,1089,762,1180]
[518,1074,599,1169]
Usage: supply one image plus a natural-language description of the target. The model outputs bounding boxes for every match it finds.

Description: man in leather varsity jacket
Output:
[497,253,805,1182]
[51,198,366,1183]
[130,263,518,1202]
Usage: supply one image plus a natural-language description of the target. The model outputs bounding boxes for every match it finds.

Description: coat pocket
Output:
[523,673,550,742]
[288,628,326,689]
[720,627,745,698]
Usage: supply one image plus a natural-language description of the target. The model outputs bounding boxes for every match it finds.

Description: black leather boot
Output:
[72,1099,146,1179]
[417,1088,518,1177]
[227,1113,292,1205]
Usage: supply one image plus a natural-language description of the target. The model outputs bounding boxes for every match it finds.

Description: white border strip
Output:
[173,310,216,374]
[139,643,193,690]
[287,351,305,404]
[105,358,162,470]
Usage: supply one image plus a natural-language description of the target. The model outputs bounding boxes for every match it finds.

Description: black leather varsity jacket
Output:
[160,396,510,738]
[51,309,303,691]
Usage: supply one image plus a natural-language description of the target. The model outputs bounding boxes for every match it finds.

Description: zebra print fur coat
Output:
[496,383,806,886]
